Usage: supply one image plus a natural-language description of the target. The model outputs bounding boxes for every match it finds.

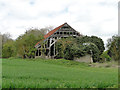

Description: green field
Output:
[2,58,118,88]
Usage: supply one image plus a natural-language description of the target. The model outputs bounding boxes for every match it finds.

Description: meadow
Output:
[2,58,118,88]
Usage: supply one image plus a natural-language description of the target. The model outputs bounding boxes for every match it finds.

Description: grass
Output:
[89,61,118,68]
[2,58,118,88]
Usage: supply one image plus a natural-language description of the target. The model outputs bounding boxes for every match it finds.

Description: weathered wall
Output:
[74,54,93,63]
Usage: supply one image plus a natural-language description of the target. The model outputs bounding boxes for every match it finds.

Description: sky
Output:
[0,0,118,46]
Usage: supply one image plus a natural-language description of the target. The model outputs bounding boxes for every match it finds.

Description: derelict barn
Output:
[34,23,82,59]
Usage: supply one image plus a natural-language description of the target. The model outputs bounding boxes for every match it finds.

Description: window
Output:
[70,32,72,35]
[60,32,62,34]
[63,26,68,29]
[62,26,69,30]
[67,32,69,35]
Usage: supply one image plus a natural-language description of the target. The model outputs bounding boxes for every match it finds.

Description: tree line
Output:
[1,27,53,58]
[0,28,120,62]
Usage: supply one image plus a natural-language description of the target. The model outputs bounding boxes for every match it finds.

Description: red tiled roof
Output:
[35,23,65,47]
[34,39,44,47]
[44,23,65,39]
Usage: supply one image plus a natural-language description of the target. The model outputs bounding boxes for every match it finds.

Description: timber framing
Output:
[34,22,82,59]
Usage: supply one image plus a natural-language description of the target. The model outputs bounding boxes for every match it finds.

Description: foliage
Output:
[64,43,86,60]
[2,40,16,58]
[56,37,85,60]
[56,37,74,59]
[75,36,105,62]
[83,43,100,62]
[2,58,118,88]
[15,29,44,58]
[99,51,112,63]
[56,36,103,62]
[1,33,16,58]
[76,36,105,55]
[1,27,54,58]
[107,35,120,61]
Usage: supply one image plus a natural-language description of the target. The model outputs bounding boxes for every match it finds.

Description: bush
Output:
[2,40,16,58]
[83,43,100,62]
[107,36,120,61]
[64,43,86,60]
[100,51,112,62]
[56,37,101,62]
[76,36,105,55]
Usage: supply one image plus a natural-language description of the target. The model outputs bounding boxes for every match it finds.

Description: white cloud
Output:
[0,0,118,46]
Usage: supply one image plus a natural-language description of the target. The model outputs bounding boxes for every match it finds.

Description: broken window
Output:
[62,26,68,29]
[60,32,62,34]
[67,32,69,35]
[55,37,57,39]
[70,32,72,35]
[64,32,66,34]
[36,50,38,56]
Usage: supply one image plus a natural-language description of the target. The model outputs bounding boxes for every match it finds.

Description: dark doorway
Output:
[50,44,54,56]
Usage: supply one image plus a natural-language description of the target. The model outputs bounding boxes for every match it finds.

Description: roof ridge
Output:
[35,23,66,47]
[43,23,65,39]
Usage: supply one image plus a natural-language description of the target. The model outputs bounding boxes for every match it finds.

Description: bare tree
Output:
[2,32,12,44]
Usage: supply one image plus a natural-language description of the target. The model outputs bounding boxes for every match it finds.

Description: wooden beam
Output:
[38,49,40,56]
[54,43,55,57]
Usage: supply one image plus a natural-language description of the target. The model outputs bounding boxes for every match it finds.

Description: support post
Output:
[48,38,52,57]
[38,49,39,56]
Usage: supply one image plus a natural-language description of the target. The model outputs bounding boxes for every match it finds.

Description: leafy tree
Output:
[1,33,16,58]
[76,36,105,55]
[107,35,120,61]
[83,42,100,62]
[100,51,112,62]
[56,37,73,58]
[15,28,44,58]
[15,26,53,58]
[64,43,86,60]
[2,40,16,58]
[91,36,105,55]
[56,36,103,62]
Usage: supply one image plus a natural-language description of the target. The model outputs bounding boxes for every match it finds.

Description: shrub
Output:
[100,51,112,62]
[56,37,101,62]
[83,43,100,62]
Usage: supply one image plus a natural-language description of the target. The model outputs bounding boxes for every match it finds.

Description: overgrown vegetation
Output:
[2,58,118,88]
[1,33,15,58]
[15,29,44,58]
[107,35,120,61]
[100,51,112,62]
[56,36,104,62]
[2,40,16,58]
[1,27,53,58]
[1,28,119,63]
